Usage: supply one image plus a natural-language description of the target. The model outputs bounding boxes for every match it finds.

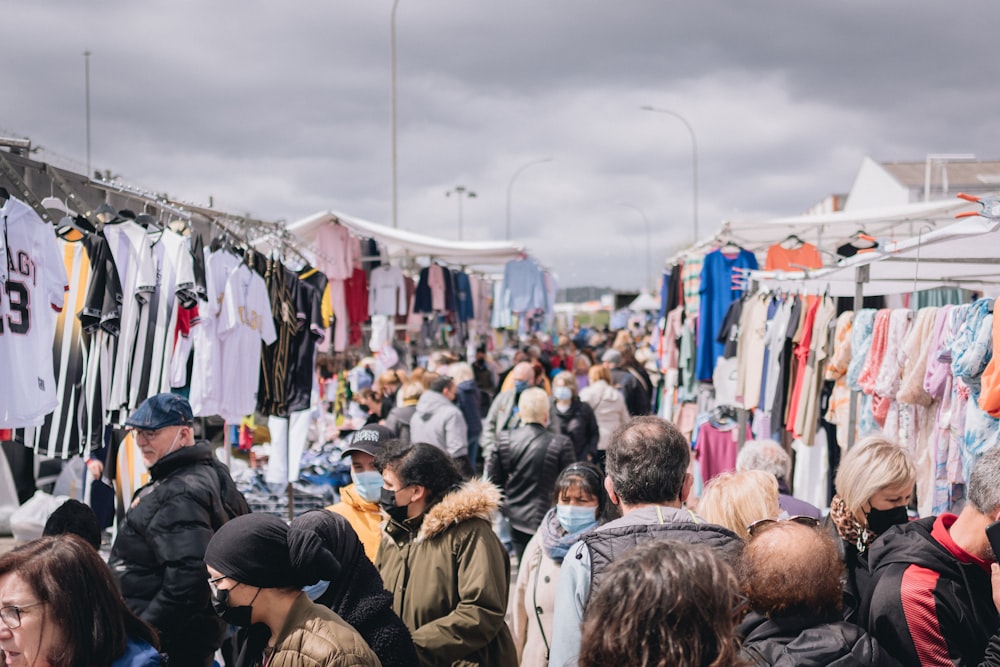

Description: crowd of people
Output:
[6,326,1000,666]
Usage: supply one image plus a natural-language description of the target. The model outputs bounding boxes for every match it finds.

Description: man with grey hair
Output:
[860,445,1000,665]
[480,361,534,457]
[736,439,822,519]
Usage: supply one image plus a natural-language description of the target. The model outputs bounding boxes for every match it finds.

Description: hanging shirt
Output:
[0,197,69,429]
[217,263,277,421]
[368,265,407,316]
[314,223,357,280]
[502,257,547,313]
[764,241,823,271]
[453,271,475,322]
[189,249,241,417]
[695,248,758,381]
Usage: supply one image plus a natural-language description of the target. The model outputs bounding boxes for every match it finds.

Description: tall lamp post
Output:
[619,203,652,291]
[446,185,476,240]
[389,0,400,228]
[84,50,92,177]
[640,105,699,242]
[505,157,552,240]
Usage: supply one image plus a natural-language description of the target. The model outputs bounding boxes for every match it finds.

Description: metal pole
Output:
[505,157,553,240]
[640,106,698,241]
[390,0,400,228]
[458,189,464,240]
[84,50,92,178]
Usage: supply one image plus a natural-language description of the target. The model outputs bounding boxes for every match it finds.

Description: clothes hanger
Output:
[780,233,805,250]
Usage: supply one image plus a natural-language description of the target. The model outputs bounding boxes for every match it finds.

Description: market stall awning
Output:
[712,198,979,254]
[749,214,1000,296]
[285,211,528,267]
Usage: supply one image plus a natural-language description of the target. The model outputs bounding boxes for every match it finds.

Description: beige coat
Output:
[509,532,561,667]
[579,380,630,451]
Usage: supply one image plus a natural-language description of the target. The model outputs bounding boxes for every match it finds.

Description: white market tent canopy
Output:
[284,210,528,267]
[710,198,978,255]
[628,292,661,311]
[749,214,1000,297]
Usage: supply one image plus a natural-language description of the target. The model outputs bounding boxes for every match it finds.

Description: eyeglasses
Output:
[130,427,166,442]
[746,515,820,539]
[207,574,239,596]
[0,602,45,629]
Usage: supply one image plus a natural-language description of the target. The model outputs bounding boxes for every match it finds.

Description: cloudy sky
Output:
[6,2,1000,290]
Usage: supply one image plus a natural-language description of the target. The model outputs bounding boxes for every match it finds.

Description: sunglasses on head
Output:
[746,515,820,539]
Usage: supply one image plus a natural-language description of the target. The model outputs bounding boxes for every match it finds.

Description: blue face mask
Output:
[556,504,598,535]
[303,579,331,601]
[553,386,572,401]
[351,470,385,504]
[514,380,530,394]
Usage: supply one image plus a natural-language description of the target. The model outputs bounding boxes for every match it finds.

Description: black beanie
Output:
[205,513,314,588]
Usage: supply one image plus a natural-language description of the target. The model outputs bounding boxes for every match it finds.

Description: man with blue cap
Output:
[109,392,249,667]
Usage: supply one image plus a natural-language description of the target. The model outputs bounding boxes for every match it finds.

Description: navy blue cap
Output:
[125,393,194,430]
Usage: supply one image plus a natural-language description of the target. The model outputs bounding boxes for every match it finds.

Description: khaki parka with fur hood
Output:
[375,477,517,667]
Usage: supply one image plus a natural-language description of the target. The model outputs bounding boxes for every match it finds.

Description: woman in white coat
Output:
[508,463,614,667]
[578,364,631,467]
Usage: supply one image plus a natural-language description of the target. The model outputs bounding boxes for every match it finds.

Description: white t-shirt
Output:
[189,249,241,417]
[217,264,277,421]
[368,265,407,316]
[0,197,69,427]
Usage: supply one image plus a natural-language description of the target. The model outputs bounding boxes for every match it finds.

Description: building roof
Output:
[880,159,1000,197]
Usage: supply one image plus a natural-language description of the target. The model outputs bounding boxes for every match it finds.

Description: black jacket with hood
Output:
[738,610,901,667]
[861,516,1000,666]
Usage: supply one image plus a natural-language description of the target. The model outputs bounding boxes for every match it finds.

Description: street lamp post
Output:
[505,157,552,240]
[445,185,476,240]
[390,0,400,228]
[619,203,652,291]
[84,50,92,177]
[640,105,699,242]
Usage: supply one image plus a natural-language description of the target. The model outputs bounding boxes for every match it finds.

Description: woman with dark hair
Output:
[375,442,517,667]
[579,541,744,667]
[287,510,418,667]
[0,534,161,667]
[509,462,614,667]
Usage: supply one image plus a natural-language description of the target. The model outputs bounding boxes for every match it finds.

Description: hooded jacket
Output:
[480,389,520,457]
[328,483,384,562]
[109,442,249,664]
[548,397,599,461]
[862,515,1000,666]
[738,611,901,667]
[578,380,630,451]
[410,390,469,459]
[376,478,517,667]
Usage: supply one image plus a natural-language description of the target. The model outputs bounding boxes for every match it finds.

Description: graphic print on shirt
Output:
[0,197,70,428]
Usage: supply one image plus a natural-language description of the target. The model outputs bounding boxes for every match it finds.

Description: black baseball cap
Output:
[125,393,194,430]
[341,424,395,459]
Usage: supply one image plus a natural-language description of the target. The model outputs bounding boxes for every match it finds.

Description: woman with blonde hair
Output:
[827,434,915,621]
[697,470,781,541]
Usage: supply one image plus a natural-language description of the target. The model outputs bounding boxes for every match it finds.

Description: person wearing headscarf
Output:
[205,513,381,667]
[288,510,418,667]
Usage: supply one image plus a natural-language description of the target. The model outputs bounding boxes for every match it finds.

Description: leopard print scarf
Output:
[829,493,873,552]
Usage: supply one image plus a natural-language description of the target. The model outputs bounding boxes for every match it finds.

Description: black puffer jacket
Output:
[548,397,600,461]
[739,611,902,667]
[487,423,575,535]
[109,443,249,663]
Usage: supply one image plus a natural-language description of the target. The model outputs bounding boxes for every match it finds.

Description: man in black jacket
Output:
[487,386,576,560]
[109,393,249,667]
[738,520,900,666]
[861,445,1000,666]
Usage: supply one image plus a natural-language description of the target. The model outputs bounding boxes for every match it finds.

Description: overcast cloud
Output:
[5,1,999,290]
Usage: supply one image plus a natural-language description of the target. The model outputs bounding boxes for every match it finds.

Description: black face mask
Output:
[866,505,908,535]
[380,487,410,523]
[211,586,260,627]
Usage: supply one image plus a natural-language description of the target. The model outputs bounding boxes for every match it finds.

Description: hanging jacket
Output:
[376,478,517,667]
